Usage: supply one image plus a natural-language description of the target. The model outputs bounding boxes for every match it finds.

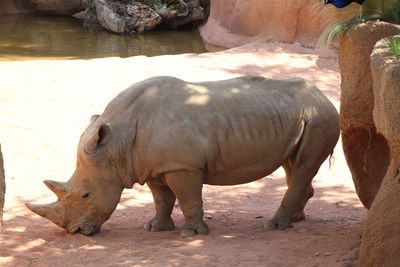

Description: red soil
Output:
[0,42,365,267]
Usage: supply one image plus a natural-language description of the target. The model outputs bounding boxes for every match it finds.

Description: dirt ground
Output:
[0,42,366,267]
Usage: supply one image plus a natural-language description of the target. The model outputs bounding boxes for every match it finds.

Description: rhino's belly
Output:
[202,132,300,186]
[203,161,281,186]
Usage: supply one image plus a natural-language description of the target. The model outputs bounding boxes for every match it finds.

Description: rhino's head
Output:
[26,116,125,236]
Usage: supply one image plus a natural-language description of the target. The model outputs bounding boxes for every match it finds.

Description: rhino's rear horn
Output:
[44,180,68,199]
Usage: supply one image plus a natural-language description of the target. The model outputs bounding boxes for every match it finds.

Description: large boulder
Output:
[358,37,400,267]
[95,0,162,34]
[0,144,5,226]
[338,21,400,208]
[31,0,84,15]
[200,0,356,48]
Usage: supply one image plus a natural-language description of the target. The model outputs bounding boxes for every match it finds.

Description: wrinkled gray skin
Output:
[26,75,340,237]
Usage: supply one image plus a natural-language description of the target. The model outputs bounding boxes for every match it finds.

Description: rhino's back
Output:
[106,76,338,185]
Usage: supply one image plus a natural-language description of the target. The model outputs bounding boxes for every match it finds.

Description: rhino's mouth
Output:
[68,223,99,236]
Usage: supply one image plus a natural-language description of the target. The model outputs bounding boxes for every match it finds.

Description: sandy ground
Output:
[0,42,366,267]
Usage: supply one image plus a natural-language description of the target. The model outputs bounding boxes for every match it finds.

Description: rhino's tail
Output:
[328,151,335,169]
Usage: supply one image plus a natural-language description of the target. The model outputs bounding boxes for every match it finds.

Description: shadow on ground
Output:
[1,170,365,267]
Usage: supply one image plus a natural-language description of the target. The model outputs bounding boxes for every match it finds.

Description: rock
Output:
[31,0,85,15]
[155,7,180,21]
[95,0,161,34]
[0,144,5,226]
[155,0,188,20]
[200,0,357,48]
[204,214,213,219]
[324,252,332,256]
[338,21,400,208]
[171,5,204,27]
[156,0,205,28]
[359,38,400,267]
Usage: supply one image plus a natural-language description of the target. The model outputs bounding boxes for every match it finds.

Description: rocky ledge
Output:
[338,21,400,266]
[359,36,400,267]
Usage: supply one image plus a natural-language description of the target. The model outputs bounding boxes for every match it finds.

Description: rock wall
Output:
[0,0,33,14]
[31,0,84,15]
[358,38,400,267]
[0,0,84,15]
[338,21,400,208]
[0,144,5,226]
[200,0,356,48]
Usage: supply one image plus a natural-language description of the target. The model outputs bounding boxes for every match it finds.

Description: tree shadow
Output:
[184,42,341,103]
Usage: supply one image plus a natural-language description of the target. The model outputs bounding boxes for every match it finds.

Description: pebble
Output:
[69,244,74,249]
[205,214,213,219]
[251,236,256,240]
[324,252,332,256]
[314,252,320,256]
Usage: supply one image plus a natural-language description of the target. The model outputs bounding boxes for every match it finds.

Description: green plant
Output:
[82,0,97,27]
[319,0,400,46]
[154,1,175,10]
[387,35,400,58]
[83,0,96,14]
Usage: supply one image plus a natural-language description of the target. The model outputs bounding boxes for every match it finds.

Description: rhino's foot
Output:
[144,217,175,232]
[265,207,293,230]
[180,222,209,238]
[291,210,305,222]
[265,217,292,230]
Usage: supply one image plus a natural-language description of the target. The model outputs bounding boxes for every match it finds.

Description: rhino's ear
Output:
[90,115,100,124]
[84,123,111,155]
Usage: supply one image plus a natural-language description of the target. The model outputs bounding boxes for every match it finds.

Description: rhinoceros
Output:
[26,75,340,237]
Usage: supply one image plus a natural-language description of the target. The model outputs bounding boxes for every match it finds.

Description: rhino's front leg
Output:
[165,170,209,238]
[145,178,176,232]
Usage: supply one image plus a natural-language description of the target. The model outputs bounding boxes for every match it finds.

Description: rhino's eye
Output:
[79,189,91,199]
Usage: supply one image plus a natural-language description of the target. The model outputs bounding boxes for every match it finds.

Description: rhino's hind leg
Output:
[266,120,335,230]
[165,170,209,238]
[145,178,176,232]
[282,162,314,223]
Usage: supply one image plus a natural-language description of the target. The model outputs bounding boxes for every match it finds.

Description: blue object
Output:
[324,0,365,8]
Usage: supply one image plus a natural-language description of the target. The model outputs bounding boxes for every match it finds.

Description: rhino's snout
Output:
[71,224,99,236]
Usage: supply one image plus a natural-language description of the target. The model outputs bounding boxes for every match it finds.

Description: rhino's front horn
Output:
[44,180,68,199]
[25,202,65,228]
